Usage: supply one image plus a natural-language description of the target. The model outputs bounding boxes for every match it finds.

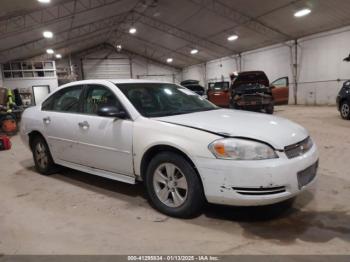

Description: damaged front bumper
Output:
[234,93,272,107]
[194,143,319,206]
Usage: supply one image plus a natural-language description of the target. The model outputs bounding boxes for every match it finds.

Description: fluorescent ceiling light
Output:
[190,49,199,55]
[129,27,137,34]
[55,54,62,59]
[38,0,51,3]
[227,35,239,41]
[43,31,53,38]
[46,49,54,54]
[294,8,311,17]
[166,58,173,63]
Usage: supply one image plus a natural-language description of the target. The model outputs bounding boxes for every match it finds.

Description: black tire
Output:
[145,151,205,218]
[340,101,350,120]
[230,102,240,110]
[31,136,57,175]
[265,103,274,114]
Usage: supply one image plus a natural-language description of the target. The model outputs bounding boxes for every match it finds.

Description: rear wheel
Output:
[145,152,205,218]
[31,136,57,175]
[340,101,350,120]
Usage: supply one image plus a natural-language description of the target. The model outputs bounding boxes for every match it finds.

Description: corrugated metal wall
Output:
[82,58,131,79]
[136,74,175,83]
[80,49,182,83]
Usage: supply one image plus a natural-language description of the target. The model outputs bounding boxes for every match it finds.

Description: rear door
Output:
[41,85,84,163]
[271,77,289,105]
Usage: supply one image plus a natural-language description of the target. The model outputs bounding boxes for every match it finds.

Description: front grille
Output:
[284,137,313,159]
[297,160,318,189]
[241,94,261,101]
[236,94,271,106]
[233,186,286,196]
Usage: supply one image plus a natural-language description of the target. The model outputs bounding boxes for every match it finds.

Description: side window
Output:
[42,85,83,113]
[272,77,289,88]
[83,85,122,115]
[42,95,54,111]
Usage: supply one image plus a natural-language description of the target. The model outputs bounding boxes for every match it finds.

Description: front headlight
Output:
[208,138,278,160]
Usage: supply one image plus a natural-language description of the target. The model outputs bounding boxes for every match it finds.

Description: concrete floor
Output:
[0,106,349,255]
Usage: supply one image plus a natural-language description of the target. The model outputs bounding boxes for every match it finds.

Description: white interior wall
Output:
[0,67,3,87]
[2,78,59,92]
[182,25,350,105]
[297,26,350,105]
[182,64,206,86]
[132,56,182,83]
[206,56,238,83]
[242,44,292,83]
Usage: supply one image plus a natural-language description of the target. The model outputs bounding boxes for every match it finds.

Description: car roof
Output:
[111,79,171,84]
[56,79,176,93]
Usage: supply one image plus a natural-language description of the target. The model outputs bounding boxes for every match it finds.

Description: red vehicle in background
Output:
[207,81,230,107]
[207,71,289,113]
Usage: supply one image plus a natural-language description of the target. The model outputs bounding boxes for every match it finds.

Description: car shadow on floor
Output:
[200,192,350,244]
[52,166,147,199]
[19,162,350,244]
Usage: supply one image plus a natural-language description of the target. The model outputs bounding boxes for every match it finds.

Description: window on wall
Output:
[2,61,56,79]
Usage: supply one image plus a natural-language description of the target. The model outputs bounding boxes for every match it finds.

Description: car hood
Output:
[154,109,308,149]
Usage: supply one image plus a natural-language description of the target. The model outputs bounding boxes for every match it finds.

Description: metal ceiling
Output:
[1,0,350,68]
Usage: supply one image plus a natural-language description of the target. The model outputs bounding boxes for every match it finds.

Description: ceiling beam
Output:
[103,43,183,70]
[0,27,112,63]
[0,13,127,61]
[0,0,126,39]
[110,32,206,65]
[189,0,292,40]
[133,11,238,56]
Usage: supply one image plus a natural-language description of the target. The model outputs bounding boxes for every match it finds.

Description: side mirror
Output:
[97,106,127,119]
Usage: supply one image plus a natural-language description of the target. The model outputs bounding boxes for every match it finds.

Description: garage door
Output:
[137,74,175,83]
[83,58,131,79]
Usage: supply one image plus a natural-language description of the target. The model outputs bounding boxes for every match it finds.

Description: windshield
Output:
[117,83,217,117]
[209,81,230,91]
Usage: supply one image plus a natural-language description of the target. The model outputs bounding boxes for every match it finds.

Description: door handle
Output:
[78,121,89,130]
[43,117,51,124]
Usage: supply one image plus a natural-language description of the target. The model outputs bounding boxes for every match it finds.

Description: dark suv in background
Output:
[336,80,350,119]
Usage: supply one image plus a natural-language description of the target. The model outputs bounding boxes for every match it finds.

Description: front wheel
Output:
[145,152,205,218]
[265,103,274,114]
[340,101,350,120]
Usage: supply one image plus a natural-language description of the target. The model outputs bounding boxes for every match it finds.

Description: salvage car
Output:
[207,72,289,112]
[20,80,318,218]
[230,71,274,114]
[336,80,350,119]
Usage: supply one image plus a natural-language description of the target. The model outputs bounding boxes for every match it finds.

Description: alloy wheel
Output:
[341,103,350,118]
[35,142,49,169]
[153,163,188,208]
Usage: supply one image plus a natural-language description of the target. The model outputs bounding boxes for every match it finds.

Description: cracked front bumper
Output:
[194,143,319,206]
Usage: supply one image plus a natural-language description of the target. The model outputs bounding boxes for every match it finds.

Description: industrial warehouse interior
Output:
[0,0,350,260]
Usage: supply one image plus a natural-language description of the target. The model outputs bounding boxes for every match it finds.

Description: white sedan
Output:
[20,79,319,217]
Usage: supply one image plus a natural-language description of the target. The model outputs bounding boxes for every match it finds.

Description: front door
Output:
[207,82,231,107]
[73,84,134,176]
[271,77,289,105]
